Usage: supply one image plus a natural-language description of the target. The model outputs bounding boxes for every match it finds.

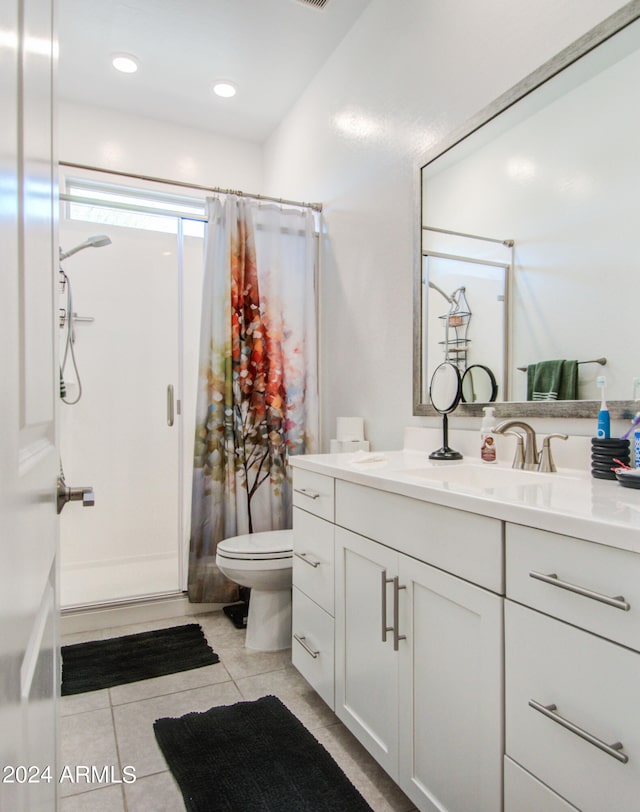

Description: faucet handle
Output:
[538,433,569,473]
[501,430,525,469]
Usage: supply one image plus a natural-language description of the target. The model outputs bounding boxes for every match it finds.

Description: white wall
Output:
[58,100,263,191]
[263,0,629,451]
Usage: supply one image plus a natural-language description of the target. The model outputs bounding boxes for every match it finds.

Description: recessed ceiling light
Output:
[112,54,139,74]
[213,81,237,98]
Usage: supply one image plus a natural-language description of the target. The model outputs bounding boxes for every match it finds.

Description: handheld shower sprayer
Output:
[59,233,112,405]
[59,234,112,261]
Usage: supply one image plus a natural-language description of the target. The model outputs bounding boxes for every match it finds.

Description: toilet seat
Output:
[217,529,293,561]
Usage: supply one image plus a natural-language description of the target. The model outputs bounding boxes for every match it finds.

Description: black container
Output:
[590,437,630,480]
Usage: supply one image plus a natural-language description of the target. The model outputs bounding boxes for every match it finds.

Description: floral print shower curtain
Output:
[188,196,318,603]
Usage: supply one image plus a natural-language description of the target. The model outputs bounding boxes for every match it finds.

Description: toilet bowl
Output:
[215,530,293,652]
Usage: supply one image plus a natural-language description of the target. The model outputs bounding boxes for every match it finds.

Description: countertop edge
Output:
[290,452,640,554]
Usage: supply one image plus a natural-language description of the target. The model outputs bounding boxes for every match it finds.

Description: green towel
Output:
[527,360,578,401]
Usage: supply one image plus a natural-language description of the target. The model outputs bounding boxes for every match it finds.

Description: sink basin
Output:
[403,464,568,491]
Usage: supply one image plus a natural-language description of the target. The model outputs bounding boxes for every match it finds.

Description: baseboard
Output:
[60,592,225,635]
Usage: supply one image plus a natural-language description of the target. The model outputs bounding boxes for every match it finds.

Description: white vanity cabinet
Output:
[291,451,640,812]
[291,470,335,709]
[504,524,640,812]
[334,481,503,812]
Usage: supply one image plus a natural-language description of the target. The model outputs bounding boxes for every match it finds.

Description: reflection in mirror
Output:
[429,362,463,460]
[462,365,498,404]
[414,6,640,418]
[423,243,508,403]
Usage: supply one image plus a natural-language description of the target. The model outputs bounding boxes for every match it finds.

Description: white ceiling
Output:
[57,0,372,143]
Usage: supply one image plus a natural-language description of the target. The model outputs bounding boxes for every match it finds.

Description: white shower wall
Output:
[58,214,205,607]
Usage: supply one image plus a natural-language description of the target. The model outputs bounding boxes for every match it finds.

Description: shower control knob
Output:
[57,476,95,514]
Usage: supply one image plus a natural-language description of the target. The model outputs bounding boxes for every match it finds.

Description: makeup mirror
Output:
[461,364,498,404]
[429,362,463,461]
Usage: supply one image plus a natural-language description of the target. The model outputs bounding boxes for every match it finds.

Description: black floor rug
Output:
[153,695,373,812]
[61,623,219,695]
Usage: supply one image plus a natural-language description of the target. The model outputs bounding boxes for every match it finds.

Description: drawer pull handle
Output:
[294,552,320,568]
[529,571,631,612]
[293,633,319,659]
[381,569,394,643]
[294,487,320,500]
[393,576,407,652]
[529,700,628,764]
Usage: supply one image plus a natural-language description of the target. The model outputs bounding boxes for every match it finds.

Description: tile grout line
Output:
[108,687,130,812]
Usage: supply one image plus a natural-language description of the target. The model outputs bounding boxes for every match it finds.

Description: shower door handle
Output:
[167,384,175,427]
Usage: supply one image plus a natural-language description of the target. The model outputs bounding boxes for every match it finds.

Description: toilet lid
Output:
[217,529,293,561]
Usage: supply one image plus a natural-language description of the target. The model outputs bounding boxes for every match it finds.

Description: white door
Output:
[398,554,503,812]
[0,1,58,810]
[58,217,181,606]
[334,527,399,778]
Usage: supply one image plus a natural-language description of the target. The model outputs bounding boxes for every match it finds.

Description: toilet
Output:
[215,530,293,652]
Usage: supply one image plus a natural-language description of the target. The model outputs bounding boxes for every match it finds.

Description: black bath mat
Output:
[61,623,219,695]
[153,695,373,812]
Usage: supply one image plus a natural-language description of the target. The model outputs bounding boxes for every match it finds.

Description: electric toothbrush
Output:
[597,376,610,439]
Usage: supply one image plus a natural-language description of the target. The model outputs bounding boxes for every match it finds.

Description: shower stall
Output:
[58,174,205,608]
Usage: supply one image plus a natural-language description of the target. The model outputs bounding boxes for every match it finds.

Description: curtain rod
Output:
[59,192,320,236]
[59,161,323,212]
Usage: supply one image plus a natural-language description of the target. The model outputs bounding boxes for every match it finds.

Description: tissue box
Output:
[330,439,370,454]
[336,417,364,442]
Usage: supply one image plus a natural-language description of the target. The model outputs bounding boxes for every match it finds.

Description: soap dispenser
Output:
[480,406,497,463]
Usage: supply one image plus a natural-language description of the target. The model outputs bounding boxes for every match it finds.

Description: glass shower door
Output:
[59,216,182,607]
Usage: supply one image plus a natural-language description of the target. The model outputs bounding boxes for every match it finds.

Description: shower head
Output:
[59,234,112,261]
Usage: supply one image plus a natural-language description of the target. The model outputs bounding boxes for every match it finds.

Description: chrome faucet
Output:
[493,420,568,472]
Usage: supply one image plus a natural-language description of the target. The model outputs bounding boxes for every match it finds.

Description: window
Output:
[63,177,206,238]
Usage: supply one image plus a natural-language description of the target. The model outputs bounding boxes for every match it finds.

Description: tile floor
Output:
[60,610,416,811]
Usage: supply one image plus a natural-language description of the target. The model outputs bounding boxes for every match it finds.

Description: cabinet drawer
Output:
[292,469,334,522]
[292,587,334,710]
[504,757,578,812]
[292,507,334,615]
[505,601,640,812]
[335,480,503,592]
[506,524,640,652]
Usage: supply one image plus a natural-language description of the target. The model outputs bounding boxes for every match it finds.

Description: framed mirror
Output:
[414,2,640,418]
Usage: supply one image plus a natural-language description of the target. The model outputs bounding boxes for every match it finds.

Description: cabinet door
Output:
[335,527,399,778]
[398,554,503,812]
[506,601,640,812]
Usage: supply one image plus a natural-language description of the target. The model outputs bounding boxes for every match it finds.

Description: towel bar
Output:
[517,357,606,372]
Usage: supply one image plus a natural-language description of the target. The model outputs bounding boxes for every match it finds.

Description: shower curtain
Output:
[188,196,318,603]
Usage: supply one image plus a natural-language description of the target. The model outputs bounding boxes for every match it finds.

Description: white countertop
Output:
[290,450,640,553]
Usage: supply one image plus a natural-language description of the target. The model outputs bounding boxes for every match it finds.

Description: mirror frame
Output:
[413,0,640,420]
